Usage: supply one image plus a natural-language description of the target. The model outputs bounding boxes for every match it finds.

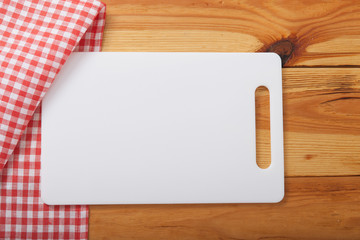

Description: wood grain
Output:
[89,176,360,240]
[101,0,360,66]
[89,1,360,239]
[255,86,271,169]
[248,68,360,177]
[278,68,360,176]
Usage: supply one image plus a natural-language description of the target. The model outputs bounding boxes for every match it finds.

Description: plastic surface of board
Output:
[41,52,284,205]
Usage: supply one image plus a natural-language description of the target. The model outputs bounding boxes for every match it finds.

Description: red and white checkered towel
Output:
[0,0,106,239]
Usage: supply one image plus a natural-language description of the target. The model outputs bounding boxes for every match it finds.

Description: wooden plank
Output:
[281,68,360,176]
[91,2,360,238]
[89,176,360,240]
[100,0,360,66]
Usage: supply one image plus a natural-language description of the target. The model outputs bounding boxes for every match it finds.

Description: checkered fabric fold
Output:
[0,0,106,239]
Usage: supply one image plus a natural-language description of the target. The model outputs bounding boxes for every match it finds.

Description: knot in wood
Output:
[266,39,294,66]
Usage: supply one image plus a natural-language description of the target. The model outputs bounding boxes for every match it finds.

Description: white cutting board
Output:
[41,52,284,205]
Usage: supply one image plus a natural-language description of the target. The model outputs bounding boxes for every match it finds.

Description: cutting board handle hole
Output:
[255,86,271,169]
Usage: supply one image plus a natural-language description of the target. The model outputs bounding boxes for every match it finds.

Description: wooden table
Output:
[89,1,360,239]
